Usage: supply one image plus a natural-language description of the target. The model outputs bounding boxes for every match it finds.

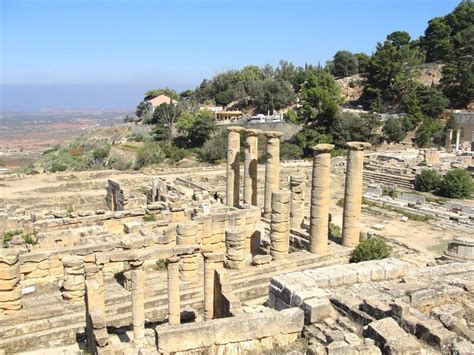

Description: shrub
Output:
[156,258,167,270]
[134,142,165,169]
[199,132,227,163]
[143,214,156,222]
[2,230,21,248]
[415,170,442,192]
[280,142,303,160]
[22,233,37,245]
[350,238,391,263]
[438,169,473,199]
[382,186,398,198]
[329,223,341,240]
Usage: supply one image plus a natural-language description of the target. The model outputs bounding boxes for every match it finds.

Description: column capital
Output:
[227,126,245,133]
[312,144,335,153]
[346,141,371,151]
[263,131,283,139]
[244,128,262,137]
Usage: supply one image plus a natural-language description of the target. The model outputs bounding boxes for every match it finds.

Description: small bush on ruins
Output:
[350,238,391,263]
[382,186,398,198]
[438,168,474,199]
[156,259,167,270]
[415,169,442,192]
[329,223,341,240]
[143,214,156,222]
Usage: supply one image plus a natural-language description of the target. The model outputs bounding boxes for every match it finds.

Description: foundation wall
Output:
[155,308,304,354]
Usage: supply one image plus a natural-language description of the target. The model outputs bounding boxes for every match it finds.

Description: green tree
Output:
[300,70,343,128]
[415,118,444,147]
[148,103,182,142]
[363,31,425,106]
[438,168,473,198]
[383,117,406,143]
[354,53,371,74]
[283,109,299,124]
[144,88,178,101]
[253,78,296,114]
[421,17,454,62]
[415,170,442,192]
[135,101,147,118]
[332,50,359,78]
[280,142,303,160]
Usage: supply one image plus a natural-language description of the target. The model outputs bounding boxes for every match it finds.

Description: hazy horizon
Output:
[1,0,461,112]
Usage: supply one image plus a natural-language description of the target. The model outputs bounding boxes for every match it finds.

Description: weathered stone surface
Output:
[363,317,421,354]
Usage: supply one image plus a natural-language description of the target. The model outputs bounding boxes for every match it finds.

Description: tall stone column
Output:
[309,144,334,255]
[226,126,244,207]
[342,142,371,248]
[471,131,474,152]
[243,129,261,206]
[290,173,306,230]
[130,258,145,346]
[167,256,180,325]
[85,262,105,313]
[446,128,453,152]
[0,250,22,313]
[84,263,108,354]
[270,190,291,260]
[263,131,283,218]
[203,252,225,321]
[455,129,461,152]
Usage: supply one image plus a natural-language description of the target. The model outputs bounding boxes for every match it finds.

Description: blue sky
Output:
[0,0,461,111]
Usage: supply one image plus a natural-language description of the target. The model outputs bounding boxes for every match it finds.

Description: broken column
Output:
[61,255,85,302]
[130,257,145,346]
[203,252,225,321]
[342,142,371,248]
[226,126,244,207]
[309,144,334,255]
[0,249,22,313]
[270,190,291,260]
[446,129,453,152]
[243,129,261,206]
[263,131,283,218]
[290,173,305,230]
[84,263,109,354]
[167,256,180,325]
[455,129,461,152]
[225,227,247,269]
[151,177,158,202]
[176,222,199,281]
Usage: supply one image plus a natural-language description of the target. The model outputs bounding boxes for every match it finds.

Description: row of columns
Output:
[445,128,474,153]
[306,142,371,255]
[226,126,282,215]
[85,251,224,351]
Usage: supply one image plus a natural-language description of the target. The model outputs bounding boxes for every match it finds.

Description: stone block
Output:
[302,298,333,325]
[326,341,357,355]
[363,317,421,354]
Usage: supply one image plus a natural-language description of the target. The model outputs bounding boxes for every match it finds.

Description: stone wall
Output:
[155,308,304,354]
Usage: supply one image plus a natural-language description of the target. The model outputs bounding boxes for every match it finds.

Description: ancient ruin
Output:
[0,127,473,354]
